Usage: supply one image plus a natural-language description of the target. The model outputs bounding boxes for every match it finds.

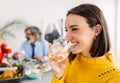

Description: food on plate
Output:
[0,65,23,80]
[2,70,16,79]
[36,65,46,70]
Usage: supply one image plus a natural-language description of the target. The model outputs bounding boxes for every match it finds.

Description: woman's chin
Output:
[71,50,80,54]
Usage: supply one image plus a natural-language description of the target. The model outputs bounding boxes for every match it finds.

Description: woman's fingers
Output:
[57,58,67,64]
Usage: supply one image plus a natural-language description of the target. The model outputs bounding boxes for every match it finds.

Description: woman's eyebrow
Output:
[65,25,78,29]
[69,25,78,28]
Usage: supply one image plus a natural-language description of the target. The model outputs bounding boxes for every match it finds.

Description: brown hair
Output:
[67,4,111,62]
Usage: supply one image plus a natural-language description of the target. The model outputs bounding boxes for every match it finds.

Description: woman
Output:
[48,4,120,83]
[0,33,12,64]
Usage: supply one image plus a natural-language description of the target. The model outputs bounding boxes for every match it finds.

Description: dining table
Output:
[0,59,53,83]
[21,70,53,83]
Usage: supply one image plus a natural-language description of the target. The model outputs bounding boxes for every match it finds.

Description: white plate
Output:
[31,62,52,73]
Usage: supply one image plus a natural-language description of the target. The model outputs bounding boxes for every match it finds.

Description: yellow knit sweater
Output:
[51,53,120,83]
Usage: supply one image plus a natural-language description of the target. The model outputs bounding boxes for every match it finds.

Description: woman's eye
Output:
[65,28,79,32]
[72,28,78,31]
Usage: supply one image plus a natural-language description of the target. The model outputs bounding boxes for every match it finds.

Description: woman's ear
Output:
[93,24,102,36]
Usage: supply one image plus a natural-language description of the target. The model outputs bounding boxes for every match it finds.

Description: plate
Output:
[31,62,52,73]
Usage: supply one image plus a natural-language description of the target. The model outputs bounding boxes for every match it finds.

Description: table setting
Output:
[0,56,52,83]
[0,37,70,83]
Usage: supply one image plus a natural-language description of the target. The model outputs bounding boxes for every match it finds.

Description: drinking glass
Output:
[49,37,71,61]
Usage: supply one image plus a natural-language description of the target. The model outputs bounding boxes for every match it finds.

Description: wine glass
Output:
[49,37,71,61]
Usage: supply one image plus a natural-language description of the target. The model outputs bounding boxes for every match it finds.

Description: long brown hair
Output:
[67,4,111,62]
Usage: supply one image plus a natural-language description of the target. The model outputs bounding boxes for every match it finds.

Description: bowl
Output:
[25,69,40,80]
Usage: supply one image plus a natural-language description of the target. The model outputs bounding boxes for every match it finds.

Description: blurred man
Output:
[13,26,49,62]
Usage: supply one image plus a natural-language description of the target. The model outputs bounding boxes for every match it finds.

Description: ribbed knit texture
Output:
[51,52,120,83]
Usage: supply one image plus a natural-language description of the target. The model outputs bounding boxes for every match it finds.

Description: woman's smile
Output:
[70,42,79,50]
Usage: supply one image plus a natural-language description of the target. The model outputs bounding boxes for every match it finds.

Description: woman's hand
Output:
[47,44,67,79]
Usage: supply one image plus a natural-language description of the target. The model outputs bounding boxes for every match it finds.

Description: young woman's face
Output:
[65,14,95,55]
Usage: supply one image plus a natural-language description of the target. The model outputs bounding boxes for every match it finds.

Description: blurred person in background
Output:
[0,32,12,65]
[13,26,49,62]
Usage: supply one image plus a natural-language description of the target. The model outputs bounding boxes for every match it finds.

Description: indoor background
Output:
[0,0,120,64]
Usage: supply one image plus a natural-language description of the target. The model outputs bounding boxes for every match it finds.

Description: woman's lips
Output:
[71,42,78,49]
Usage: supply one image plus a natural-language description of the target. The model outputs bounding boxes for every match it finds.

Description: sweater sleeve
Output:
[50,75,65,83]
[109,68,120,83]
[50,60,70,83]
[109,75,120,83]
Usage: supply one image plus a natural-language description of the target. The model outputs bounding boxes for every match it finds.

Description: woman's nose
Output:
[65,32,72,41]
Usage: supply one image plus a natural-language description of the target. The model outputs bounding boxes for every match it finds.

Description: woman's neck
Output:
[82,51,91,58]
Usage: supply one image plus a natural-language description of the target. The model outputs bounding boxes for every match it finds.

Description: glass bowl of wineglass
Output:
[49,37,71,61]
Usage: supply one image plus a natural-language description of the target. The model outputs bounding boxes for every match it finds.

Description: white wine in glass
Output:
[49,37,70,61]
